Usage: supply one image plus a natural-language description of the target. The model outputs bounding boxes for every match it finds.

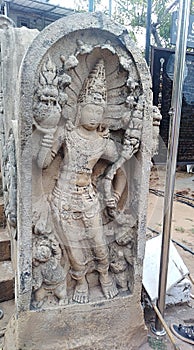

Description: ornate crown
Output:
[78,59,107,106]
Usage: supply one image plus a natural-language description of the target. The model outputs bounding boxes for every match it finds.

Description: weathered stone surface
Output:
[0,299,14,347]
[0,261,14,302]
[1,11,162,350]
[0,198,5,228]
[0,17,39,278]
[0,229,11,261]
[4,295,147,350]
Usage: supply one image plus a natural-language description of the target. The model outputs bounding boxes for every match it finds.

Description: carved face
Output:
[79,104,104,130]
[36,245,52,262]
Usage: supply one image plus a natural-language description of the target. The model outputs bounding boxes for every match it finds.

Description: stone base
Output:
[4,294,147,350]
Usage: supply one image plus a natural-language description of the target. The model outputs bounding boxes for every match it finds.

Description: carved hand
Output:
[37,134,56,169]
[105,197,117,209]
[41,134,54,148]
[105,192,120,218]
[122,137,139,160]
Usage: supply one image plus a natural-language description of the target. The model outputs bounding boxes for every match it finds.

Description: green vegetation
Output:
[77,1,194,48]
[175,226,185,233]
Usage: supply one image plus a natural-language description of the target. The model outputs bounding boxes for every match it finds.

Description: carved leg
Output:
[90,216,119,300]
[99,272,118,299]
[115,271,129,292]
[97,254,118,298]
[59,216,89,303]
[34,287,47,308]
[66,245,89,303]
[55,282,68,305]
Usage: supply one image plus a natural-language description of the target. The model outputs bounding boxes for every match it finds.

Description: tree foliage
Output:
[112,0,180,47]
[73,1,194,48]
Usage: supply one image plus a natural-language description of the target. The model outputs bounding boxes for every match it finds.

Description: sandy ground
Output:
[148,166,194,279]
[141,167,194,350]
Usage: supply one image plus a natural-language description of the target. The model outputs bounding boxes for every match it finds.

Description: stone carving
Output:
[0,15,15,29]
[109,213,136,293]
[33,56,73,134]
[1,12,162,349]
[32,233,67,308]
[1,130,17,229]
[33,53,142,306]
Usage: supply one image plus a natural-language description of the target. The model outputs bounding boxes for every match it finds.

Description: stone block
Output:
[0,261,14,302]
[4,295,147,350]
[0,229,11,261]
[1,12,161,349]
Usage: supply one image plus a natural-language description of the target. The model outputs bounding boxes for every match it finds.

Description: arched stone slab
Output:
[3,12,161,350]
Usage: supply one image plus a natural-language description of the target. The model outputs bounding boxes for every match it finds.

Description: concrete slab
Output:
[143,235,189,301]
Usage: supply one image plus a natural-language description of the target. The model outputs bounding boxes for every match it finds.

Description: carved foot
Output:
[73,277,89,304]
[59,298,68,306]
[55,284,68,306]
[100,273,118,299]
[32,297,47,309]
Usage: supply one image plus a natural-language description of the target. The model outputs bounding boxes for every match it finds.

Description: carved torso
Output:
[58,128,108,188]
[52,128,117,215]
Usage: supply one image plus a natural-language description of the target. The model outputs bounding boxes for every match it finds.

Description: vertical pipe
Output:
[4,3,7,17]
[109,0,112,17]
[145,0,152,65]
[3,1,9,17]
[89,0,94,12]
[154,0,191,333]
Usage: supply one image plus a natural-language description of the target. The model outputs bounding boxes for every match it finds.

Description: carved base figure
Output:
[32,235,67,307]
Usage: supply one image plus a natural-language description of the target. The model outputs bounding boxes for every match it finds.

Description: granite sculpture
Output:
[0,12,162,350]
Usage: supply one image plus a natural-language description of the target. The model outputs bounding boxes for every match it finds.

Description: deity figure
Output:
[36,59,139,303]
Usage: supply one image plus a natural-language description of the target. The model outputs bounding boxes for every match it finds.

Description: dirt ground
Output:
[148,166,194,277]
[0,166,193,350]
[141,166,194,350]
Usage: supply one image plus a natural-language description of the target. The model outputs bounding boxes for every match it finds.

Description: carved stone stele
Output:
[3,12,161,350]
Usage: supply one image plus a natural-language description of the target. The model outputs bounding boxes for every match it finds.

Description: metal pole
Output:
[89,0,94,12]
[145,0,152,65]
[109,0,112,17]
[152,0,191,334]
[4,2,7,17]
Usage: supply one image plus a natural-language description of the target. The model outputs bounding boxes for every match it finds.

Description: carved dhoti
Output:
[51,184,109,280]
